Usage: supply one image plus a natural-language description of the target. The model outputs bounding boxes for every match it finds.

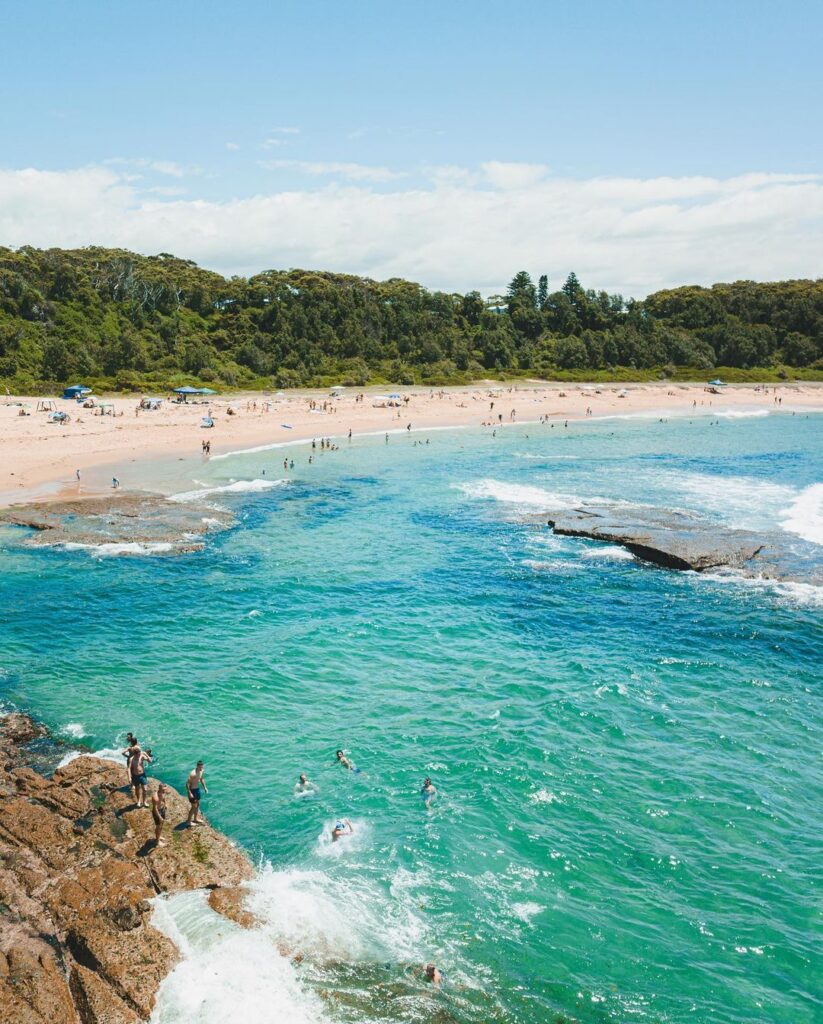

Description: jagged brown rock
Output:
[0,715,255,1022]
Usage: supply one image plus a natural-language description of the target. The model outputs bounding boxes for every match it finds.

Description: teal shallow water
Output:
[1,412,821,1023]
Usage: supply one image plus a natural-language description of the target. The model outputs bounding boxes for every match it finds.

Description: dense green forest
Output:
[0,246,821,392]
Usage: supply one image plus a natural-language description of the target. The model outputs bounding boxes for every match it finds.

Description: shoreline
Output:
[2,381,822,508]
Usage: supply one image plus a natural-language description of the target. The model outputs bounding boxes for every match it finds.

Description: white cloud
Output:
[0,164,820,297]
[104,157,187,178]
[482,161,548,190]
[225,142,240,152]
[262,160,404,183]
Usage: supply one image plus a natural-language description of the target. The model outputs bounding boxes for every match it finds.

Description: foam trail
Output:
[458,479,587,511]
[169,479,287,502]
[780,483,823,545]
[61,541,176,557]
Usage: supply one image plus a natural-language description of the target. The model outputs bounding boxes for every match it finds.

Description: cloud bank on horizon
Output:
[1,162,821,298]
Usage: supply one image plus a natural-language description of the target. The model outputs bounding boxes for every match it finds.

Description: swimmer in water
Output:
[421,777,437,804]
[294,772,317,795]
[336,749,355,771]
[424,963,442,987]
[331,818,354,842]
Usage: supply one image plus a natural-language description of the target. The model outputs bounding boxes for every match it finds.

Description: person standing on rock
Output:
[186,761,208,826]
[128,741,152,808]
[151,783,168,847]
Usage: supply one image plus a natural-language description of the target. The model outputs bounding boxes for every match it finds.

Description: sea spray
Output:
[780,482,823,545]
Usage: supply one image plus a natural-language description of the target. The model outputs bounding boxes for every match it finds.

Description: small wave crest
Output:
[61,541,176,557]
[580,545,634,561]
[458,479,588,511]
[698,571,823,609]
[714,409,770,419]
[780,483,823,546]
[169,479,287,503]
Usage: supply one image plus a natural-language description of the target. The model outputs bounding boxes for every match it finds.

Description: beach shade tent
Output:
[174,386,202,403]
[62,385,91,400]
[388,393,402,400]
[708,379,727,386]
[36,399,58,412]
[97,402,115,416]
[199,388,217,395]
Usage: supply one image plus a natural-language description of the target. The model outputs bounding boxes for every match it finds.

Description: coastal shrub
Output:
[0,247,820,392]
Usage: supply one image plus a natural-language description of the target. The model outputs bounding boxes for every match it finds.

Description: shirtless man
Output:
[421,777,437,805]
[121,733,136,787]
[294,772,317,795]
[127,741,152,807]
[331,818,353,842]
[151,784,168,846]
[424,963,442,987]
[186,761,208,826]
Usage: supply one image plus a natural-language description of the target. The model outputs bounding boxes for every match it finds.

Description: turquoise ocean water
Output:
[1,409,821,1024]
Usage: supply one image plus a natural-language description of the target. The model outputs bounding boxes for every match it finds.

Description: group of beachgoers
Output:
[119,736,444,986]
[121,734,207,848]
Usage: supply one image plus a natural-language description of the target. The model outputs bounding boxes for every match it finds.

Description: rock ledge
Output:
[0,713,254,1023]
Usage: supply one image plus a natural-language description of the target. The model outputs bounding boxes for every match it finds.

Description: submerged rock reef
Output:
[0,714,253,1023]
[0,493,232,554]
[541,504,821,582]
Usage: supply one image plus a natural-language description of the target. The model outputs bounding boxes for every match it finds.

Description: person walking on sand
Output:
[151,783,168,847]
[186,761,208,826]
[128,741,152,807]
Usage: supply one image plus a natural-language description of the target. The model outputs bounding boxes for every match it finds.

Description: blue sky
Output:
[1,1,821,294]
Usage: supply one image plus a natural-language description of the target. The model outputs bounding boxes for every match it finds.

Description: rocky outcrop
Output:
[545,506,764,571]
[0,713,254,1023]
[0,494,232,554]
[542,505,820,580]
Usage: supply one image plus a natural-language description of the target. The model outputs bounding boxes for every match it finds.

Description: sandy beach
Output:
[1,381,821,506]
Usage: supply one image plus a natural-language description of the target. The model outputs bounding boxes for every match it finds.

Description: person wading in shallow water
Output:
[186,760,208,826]
[151,783,168,847]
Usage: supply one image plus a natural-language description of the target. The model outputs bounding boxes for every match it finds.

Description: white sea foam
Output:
[529,789,561,804]
[658,471,796,530]
[56,745,125,769]
[514,453,580,461]
[61,541,176,557]
[698,571,823,609]
[169,478,287,502]
[150,860,434,1024]
[62,722,86,738]
[150,891,324,1024]
[510,900,545,923]
[714,409,770,419]
[458,479,587,511]
[580,545,634,561]
[780,483,823,545]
